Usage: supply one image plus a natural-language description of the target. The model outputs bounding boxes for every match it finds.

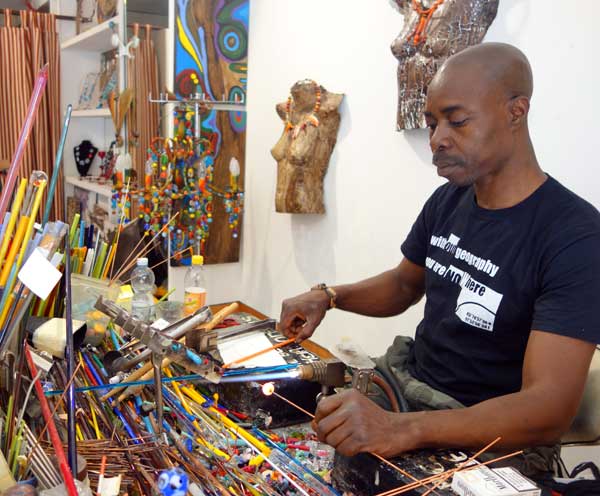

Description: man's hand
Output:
[279,290,330,342]
[312,389,420,457]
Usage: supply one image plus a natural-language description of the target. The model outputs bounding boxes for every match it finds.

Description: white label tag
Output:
[18,248,63,299]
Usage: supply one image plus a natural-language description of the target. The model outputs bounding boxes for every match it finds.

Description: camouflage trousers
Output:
[368,335,560,478]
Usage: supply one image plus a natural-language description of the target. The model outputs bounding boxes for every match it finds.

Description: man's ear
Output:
[508,95,530,128]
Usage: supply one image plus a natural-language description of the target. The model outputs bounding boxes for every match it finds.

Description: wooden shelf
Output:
[31,0,49,11]
[66,176,113,197]
[61,17,119,51]
[71,108,112,118]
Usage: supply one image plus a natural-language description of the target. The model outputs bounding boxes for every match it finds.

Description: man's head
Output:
[425,42,534,187]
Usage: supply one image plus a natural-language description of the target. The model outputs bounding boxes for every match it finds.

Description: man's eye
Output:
[449,119,467,127]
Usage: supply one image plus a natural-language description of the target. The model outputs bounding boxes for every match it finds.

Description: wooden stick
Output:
[24,361,83,470]
[120,246,192,284]
[375,437,501,496]
[420,437,501,496]
[377,449,525,496]
[97,455,106,496]
[272,392,314,418]
[113,230,149,282]
[110,211,179,284]
[222,337,296,369]
[109,178,131,279]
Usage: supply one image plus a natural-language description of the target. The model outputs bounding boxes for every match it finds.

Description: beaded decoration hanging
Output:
[284,80,321,139]
[136,106,244,259]
[222,157,243,239]
[408,0,445,45]
[136,107,243,260]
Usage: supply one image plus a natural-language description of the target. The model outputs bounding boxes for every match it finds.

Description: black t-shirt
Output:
[401,176,600,406]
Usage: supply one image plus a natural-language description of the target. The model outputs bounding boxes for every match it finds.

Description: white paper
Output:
[18,248,63,299]
[98,474,122,496]
[218,331,287,368]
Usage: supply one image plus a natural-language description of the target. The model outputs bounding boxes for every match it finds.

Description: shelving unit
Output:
[71,108,112,118]
[57,0,126,238]
[65,176,113,197]
[61,16,119,51]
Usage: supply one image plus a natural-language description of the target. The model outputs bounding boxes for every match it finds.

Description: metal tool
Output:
[108,316,276,374]
[94,296,218,434]
[334,340,403,412]
[106,306,214,373]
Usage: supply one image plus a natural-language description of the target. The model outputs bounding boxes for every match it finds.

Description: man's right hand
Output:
[279,289,331,342]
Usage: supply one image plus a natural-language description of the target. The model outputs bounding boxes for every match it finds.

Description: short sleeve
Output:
[532,233,600,344]
[401,193,437,267]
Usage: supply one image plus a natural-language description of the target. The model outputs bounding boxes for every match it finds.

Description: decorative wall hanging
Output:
[391,0,499,130]
[136,106,244,266]
[271,80,343,214]
[73,140,98,176]
[173,0,248,265]
[76,72,101,110]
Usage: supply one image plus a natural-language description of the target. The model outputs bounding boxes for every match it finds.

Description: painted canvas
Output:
[173,0,248,265]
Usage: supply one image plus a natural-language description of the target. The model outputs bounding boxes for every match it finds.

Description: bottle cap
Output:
[192,255,204,265]
[137,257,149,266]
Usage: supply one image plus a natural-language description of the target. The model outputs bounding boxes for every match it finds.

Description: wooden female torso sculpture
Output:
[391,0,499,130]
[271,80,343,214]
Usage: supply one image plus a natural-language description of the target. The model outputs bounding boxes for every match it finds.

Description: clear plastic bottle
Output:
[131,257,155,321]
[184,255,206,315]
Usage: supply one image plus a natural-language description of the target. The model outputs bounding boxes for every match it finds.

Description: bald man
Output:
[279,43,600,476]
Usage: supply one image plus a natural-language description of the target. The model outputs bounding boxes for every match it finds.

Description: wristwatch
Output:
[311,283,337,309]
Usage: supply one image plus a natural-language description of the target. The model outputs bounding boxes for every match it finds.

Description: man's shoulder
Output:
[536,177,600,260]
[542,177,600,231]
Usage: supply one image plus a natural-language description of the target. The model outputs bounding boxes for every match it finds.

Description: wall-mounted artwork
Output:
[271,80,343,214]
[173,0,248,264]
[391,0,498,130]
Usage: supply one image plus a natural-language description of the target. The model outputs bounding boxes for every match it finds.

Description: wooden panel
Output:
[173,0,248,265]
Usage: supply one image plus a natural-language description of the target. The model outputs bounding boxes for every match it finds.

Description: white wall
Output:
[171,0,600,352]
[167,0,600,467]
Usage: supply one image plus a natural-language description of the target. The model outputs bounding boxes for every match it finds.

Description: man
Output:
[279,43,600,474]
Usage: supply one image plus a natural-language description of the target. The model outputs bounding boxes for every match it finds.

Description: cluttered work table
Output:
[0,296,525,496]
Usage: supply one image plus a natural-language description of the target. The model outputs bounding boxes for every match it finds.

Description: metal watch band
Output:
[311,283,337,309]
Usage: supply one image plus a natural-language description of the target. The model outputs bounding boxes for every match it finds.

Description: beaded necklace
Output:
[284,80,321,139]
[409,0,445,45]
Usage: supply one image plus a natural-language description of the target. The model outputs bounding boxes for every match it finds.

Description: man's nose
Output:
[430,123,451,153]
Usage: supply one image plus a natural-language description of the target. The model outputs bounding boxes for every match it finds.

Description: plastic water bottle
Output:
[184,255,206,315]
[131,257,155,321]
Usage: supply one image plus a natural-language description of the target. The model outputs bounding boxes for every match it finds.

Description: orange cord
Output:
[410,0,445,45]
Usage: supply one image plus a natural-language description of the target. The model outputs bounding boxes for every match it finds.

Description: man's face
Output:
[424,68,513,187]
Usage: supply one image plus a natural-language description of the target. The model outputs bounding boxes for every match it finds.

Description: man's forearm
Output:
[333,266,424,317]
[401,389,571,454]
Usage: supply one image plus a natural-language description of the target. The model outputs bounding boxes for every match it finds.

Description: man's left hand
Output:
[312,389,420,457]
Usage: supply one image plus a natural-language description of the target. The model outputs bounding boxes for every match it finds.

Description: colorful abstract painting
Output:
[174,0,248,265]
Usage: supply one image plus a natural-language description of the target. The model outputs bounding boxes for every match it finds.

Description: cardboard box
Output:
[452,465,540,496]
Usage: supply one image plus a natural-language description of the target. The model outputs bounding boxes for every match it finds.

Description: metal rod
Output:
[152,352,164,437]
[64,228,78,474]
[24,345,79,496]
[149,92,246,111]
[43,104,71,226]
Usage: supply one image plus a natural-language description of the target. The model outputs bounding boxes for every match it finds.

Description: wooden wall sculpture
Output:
[271,80,343,214]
